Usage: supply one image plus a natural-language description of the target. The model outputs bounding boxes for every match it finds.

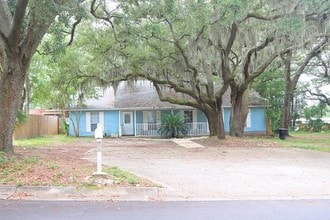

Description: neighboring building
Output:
[68,81,267,137]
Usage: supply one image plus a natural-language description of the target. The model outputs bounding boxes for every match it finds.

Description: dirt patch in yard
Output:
[7,139,96,187]
[193,136,279,148]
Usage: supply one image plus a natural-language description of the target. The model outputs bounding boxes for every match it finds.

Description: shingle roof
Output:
[113,81,186,109]
[80,80,266,110]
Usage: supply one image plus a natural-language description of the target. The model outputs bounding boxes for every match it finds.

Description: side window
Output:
[183,110,193,124]
[146,111,157,130]
[90,112,99,132]
[147,111,156,124]
[86,112,104,132]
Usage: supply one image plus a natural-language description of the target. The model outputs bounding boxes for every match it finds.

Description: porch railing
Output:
[185,122,209,136]
[135,122,209,137]
[136,123,161,137]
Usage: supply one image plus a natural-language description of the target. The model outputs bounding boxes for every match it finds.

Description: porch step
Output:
[171,138,205,149]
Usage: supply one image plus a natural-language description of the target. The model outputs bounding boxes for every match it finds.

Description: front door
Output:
[121,111,134,135]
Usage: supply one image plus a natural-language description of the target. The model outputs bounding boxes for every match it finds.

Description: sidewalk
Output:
[171,138,205,149]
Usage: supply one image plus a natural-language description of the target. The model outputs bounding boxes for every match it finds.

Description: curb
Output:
[0,185,17,200]
[2,185,330,201]
[0,185,185,201]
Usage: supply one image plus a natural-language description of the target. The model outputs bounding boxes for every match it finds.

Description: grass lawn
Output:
[13,135,82,148]
[273,131,330,152]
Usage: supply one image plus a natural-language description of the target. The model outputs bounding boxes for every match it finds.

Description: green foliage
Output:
[273,131,330,152]
[23,156,40,164]
[15,110,27,129]
[0,152,8,164]
[307,118,325,132]
[26,0,329,140]
[252,69,285,132]
[62,120,69,135]
[106,166,139,185]
[30,21,110,109]
[158,113,188,138]
[276,15,305,35]
[304,103,327,120]
[13,135,76,149]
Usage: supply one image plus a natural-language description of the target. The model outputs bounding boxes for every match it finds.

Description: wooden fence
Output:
[14,114,59,140]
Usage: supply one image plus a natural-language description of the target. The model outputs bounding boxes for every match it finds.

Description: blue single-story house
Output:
[68,81,266,137]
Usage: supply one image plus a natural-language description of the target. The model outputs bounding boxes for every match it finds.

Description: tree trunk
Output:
[0,0,59,154]
[0,59,27,154]
[206,110,226,139]
[281,88,293,129]
[202,99,226,139]
[70,115,80,137]
[266,117,272,136]
[229,88,249,137]
[280,50,293,130]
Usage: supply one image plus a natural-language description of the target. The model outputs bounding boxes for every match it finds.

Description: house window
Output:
[86,112,104,132]
[90,112,99,132]
[183,110,193,123]
[147,111,156,123]
[124,113,131,124]
[146,111,157,130]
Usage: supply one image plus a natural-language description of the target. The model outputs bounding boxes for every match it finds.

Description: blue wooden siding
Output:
[68,111,85,136]
[69,107,266,137]
[223,108,231,132]
[245,107,266,132]
[223,107,266,133]
[136,111,143,124]
[197,110,208,122]
[104,111,120,136]
[69,110,120,137]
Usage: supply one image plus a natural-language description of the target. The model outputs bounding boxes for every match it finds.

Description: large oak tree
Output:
[0,0,85,153]
[90,0,324,138]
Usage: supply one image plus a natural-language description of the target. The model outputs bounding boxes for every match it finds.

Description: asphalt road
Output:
[1,200,329,220]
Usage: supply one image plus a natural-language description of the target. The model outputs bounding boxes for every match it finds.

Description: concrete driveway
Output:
[86,137,330,200]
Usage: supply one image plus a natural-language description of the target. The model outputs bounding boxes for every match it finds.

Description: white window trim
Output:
[86,112,91,132]
[86,112,104,133]
[246,109,251,128]
[99,112,104,131]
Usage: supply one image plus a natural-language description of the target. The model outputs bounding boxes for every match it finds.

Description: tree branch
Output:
[292,36,329,86]
[153,83,201,109]
[305,88,330,106]
[316,53,329,77]
[90,0,122,28]
[67,17,82,46]
[243,36,275,80]
[244,13,283,21]
[226,22,237,54]
[0,0,12,38]
[8,0,29,48]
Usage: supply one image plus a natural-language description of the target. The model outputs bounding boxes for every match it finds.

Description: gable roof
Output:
[76,80,266,110]
[113,81,186,109]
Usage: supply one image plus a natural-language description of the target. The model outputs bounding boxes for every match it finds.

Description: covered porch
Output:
[135,122,210,137]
